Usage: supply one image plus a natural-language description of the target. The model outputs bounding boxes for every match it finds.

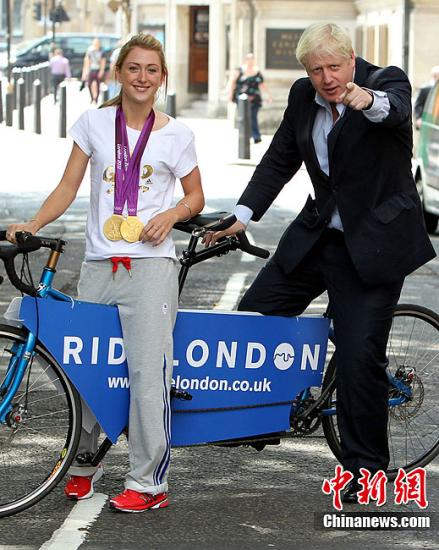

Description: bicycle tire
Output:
[0,324,82,517]
[322,304,439,481]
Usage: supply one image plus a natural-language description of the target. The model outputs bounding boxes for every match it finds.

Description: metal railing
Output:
[0,62,69,136]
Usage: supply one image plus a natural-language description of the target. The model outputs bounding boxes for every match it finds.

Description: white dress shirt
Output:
[234,87,390,229]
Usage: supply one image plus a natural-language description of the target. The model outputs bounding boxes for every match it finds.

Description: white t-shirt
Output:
[69,106,198,261]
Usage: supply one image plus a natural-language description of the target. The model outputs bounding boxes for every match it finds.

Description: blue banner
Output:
[19,297,329,445]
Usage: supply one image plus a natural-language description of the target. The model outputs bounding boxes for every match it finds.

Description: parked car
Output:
[413,80,439,234]
[9,33,120,78]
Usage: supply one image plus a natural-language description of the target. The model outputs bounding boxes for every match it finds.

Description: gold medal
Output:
[120,216,144,243]
[103,214,124,241]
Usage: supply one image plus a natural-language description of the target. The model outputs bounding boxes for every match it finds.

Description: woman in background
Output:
[227,53,272,143]
[82,38,106,104]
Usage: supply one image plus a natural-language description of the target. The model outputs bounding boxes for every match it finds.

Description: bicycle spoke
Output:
[16,392,67,408]
[323,305,439,478]
[0,328,80,517]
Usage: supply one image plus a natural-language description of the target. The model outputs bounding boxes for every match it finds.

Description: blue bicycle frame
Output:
[0,265,72,423]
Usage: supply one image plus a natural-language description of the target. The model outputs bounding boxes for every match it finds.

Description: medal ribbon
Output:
[114,106,155,216]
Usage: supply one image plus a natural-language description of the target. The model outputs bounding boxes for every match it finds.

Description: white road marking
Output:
[39,493,108,550]
[213,272,247,311]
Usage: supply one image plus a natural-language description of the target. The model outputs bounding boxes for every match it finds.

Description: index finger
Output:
[336,88,348,103]
[337,80,356,101]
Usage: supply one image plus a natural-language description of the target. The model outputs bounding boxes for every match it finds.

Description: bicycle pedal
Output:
[75,452,94,465]
[170,387,193,401]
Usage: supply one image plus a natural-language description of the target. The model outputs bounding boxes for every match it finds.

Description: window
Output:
[34,41,50,57]
[0,0,23,33]
[62,37,92,56]
[193,8,209,45]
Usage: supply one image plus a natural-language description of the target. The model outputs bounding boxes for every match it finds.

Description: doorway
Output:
[188,6,209,93]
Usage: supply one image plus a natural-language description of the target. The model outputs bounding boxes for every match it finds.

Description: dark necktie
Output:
[331,103,339,125]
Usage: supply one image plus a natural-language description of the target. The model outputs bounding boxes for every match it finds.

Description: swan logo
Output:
[273,343,295,370]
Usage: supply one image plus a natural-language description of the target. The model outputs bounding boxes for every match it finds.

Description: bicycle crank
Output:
[290,396,322,436]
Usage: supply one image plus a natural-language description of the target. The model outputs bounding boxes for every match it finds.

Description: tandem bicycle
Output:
[0,212,438,517]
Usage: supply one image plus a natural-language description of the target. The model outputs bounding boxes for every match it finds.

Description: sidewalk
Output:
[0,82,312,212]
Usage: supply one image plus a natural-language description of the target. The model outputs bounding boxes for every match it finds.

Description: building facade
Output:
[3,0,439,125]
[137,0,439,126]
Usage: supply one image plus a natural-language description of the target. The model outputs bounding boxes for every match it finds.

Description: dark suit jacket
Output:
[238,57,436,285]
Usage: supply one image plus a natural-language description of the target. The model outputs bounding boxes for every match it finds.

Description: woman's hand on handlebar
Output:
[202,220,247,247]
[6,221,39,244]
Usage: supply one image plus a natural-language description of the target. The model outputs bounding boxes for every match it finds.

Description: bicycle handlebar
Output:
[0,231,66,296]
[234,231,270,259]
[0,231,65,251]
[0,219,269,297]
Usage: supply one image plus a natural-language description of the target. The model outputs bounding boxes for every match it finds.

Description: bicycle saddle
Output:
[174,211,232,234]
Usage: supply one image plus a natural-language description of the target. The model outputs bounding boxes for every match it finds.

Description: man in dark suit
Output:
[414,65,439,129]
[206,23,436,502]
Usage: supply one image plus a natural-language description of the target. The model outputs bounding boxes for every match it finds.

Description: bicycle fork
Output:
[0,332,37,425]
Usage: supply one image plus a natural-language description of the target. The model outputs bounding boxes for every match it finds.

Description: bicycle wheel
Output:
[322,304,439,480]
[0,324,82,517]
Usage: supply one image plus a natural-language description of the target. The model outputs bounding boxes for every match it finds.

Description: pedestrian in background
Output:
[82,38,106,104]
[48,41,57,59]
[207,22,435,504]
[227,53,271,143]
[7,33,204,513]
[414,65,439,129]
[49,48,71,103]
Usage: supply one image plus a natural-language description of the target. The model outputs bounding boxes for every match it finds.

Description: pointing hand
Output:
[337,82,373,111]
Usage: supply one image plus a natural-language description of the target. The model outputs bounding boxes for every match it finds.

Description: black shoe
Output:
[341,480,361,504]
[254,138,262,143]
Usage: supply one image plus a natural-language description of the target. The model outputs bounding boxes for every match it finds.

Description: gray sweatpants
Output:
[68,257,178,494]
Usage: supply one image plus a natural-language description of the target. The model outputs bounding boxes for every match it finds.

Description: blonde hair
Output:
[296,23,353,68]
[101,33,168,108]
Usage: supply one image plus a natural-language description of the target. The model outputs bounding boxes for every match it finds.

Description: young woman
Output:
[6,33,205,513]
[227,53,272,143]
[82,38,106,104]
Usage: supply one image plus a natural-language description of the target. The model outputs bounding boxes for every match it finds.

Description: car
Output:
[8,33,120,78]
[413,80,439,234]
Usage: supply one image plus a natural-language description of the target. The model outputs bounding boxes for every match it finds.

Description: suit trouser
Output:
[68,257,178,494]
[238,229,403,475]
[250,103,261,141]
[51,74,65,103]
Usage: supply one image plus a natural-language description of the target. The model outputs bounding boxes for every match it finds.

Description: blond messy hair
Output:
[101,33,168,108]
[296,23,353,68]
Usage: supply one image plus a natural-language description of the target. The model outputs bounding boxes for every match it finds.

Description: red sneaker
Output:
[109,489,169,513]
[64,464,104,500]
